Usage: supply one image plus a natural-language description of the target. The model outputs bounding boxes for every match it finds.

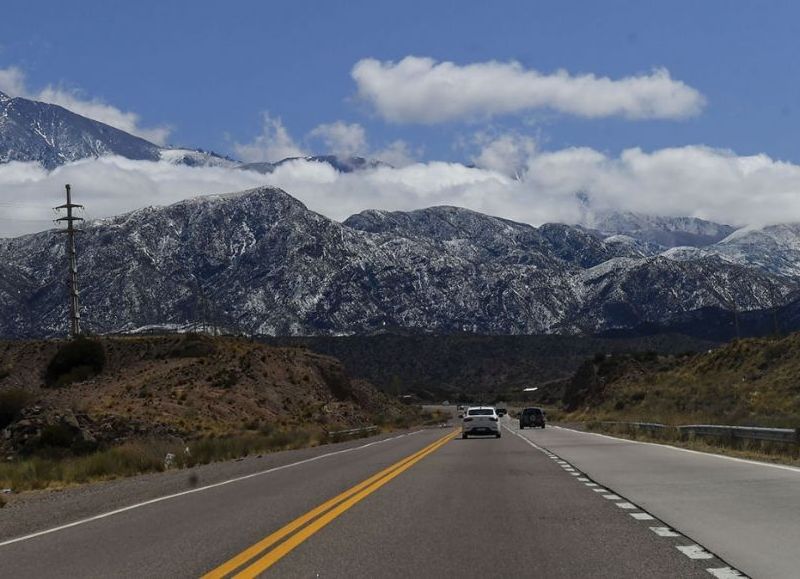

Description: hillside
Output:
[560,332,800,427]
[1,186,794,339]
[0,334,409,458]
[263,333,718,400]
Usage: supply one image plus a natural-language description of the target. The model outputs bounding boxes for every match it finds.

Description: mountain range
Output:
[0,186,796,338]
[2,89,800,339]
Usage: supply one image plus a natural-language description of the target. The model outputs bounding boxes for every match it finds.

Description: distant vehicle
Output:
[519,407,546,429]
[462,406,501,439]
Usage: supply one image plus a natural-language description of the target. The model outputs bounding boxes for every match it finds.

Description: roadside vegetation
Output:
[0,334,435,493]
[552,333,800,464]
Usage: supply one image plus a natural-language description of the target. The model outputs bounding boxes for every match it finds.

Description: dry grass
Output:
[0,427,325,492]
[566,335,800,428]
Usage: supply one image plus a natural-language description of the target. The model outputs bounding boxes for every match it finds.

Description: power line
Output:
[54,184,83,338]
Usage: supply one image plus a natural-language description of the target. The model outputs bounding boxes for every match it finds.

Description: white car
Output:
[462,406,501,439]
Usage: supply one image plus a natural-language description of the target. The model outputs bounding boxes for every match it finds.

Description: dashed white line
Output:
[706,567,748,578]
[677,545,714,560]
[584,482,598,487]
[616,502,637,509]
[650,526,680,537]
[577,477,589,482]
[630,513,655,520]
[602,494,622,500]
[592,488,608,493]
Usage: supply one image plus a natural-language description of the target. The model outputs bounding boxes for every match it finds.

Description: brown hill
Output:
[560,333,800,427]
[0,333,408,457]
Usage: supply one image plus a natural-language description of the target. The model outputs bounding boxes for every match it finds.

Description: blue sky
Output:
[2,0,799,163]
[3,0,800,237]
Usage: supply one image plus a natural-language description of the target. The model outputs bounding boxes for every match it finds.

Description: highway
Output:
[1,413,796,578]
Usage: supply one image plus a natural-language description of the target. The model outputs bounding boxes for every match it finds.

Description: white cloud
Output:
[352,56,706,123]
[0,66,172,145]
[471,132,538,178]
[3,144,800,238]
[372,140,419,168]
[308,121,367,157]
[233,113,308,163]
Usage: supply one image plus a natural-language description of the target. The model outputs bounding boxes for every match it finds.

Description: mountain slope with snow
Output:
[0,187,793,338]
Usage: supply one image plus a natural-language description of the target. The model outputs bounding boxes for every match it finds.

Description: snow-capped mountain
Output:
[0,186,793,338]
[239,155,389,174]
[660,223,800,278]
[0,90,162,169]
[588,210,736,249]
[0,90,233,169]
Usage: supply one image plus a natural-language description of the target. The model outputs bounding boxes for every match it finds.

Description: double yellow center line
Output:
[203,429,459,578]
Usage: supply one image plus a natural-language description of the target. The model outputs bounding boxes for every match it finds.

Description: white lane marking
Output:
[677,545,714,560]
[707,567,747,578]
[630,513,655,520]
[577,477,589,482]
[602,494,623,500]
[569,472,580,476]
[616,502,637,509]
[557,426,800,474]
[584,482,598,487]
[593,488,608,493]
[650,527,680,537]
[0,429,426,548]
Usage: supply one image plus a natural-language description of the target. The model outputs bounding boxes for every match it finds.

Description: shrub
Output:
[45,338,106,387]
[38,424,76,449]
[0,389,34,428]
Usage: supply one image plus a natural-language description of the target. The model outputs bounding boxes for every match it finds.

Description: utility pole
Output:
[55,184,83,338]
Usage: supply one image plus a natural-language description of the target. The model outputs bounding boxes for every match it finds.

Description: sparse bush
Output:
[169,334,216,358]
[211,369,239,389]
[38,424,76,449]
[0,389,34,428]
[45,338,105,387]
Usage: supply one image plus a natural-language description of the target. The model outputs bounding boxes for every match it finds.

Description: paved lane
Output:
[0,419,755,578]
[516,423,800,579]
[266,425,711,579]
[0,429,446,578]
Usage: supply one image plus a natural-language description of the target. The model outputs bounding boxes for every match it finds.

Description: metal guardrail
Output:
[599,421,799,444]
[327,426,379,438]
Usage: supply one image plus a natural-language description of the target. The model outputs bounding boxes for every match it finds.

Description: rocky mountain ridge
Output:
[0,186,795,339]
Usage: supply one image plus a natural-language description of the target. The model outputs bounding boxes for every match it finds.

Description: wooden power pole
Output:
[55,184,83,338]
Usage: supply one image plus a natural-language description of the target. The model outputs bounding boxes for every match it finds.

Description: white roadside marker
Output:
[677,545,714,560]
[602,494,622,500]
[630,513,655,520]
[707,567,747,578]
[616,502,637,509]
[650,527,680,537]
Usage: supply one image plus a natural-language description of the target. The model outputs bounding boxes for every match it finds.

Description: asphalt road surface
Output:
[516,423,800,579]
[1,415,792,578]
